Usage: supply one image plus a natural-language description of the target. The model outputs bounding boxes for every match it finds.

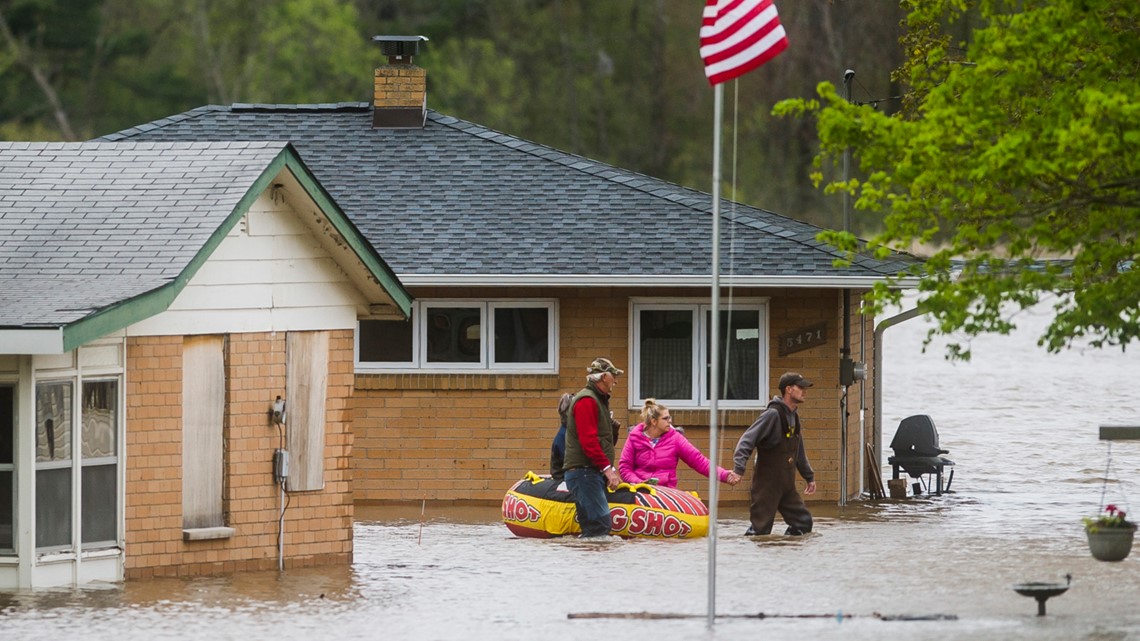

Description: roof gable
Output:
[0,141,410,353]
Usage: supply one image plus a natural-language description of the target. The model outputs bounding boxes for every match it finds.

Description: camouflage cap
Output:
[586,357,624,377]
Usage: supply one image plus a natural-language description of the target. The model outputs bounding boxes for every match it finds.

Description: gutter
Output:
[397,273,923,289]
[872,305,928,474]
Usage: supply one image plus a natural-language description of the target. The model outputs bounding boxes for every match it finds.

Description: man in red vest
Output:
[562,357,624,537]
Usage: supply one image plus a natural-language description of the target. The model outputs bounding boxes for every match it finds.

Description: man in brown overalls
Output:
[732,372,817,535]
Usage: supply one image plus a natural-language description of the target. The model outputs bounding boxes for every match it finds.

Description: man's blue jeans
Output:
[564,467,611,537]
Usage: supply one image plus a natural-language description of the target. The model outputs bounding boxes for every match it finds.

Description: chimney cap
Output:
[372,35,429,58]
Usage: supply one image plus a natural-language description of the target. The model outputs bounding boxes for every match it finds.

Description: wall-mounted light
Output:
[271,396,287,425]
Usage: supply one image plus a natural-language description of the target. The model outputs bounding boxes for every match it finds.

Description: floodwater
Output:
[2,302,1139,641]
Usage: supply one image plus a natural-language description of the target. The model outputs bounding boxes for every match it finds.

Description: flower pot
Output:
[1086,527,1135,562]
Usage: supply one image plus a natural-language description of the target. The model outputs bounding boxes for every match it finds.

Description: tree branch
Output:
[0,8,77,140]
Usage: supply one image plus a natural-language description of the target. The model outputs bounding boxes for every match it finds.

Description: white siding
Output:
[127,190,367,337]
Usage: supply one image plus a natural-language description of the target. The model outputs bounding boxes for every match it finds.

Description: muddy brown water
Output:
[2,303,1138,641]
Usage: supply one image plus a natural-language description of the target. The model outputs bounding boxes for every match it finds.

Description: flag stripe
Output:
[700,0,788,85]
[700,0,772,49]
[704,27,788,81]
[700,4,781,62]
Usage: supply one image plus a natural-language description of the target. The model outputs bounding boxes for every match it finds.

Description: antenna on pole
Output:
[842,69,855,234]
[839,68,855,507]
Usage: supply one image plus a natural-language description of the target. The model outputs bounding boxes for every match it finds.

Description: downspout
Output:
[859,308,867,496]
[873,305,927,472]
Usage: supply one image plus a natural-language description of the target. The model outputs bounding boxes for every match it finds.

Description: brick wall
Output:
[351,287,870,506]
[124,329,355,578]
[374,66,426,108]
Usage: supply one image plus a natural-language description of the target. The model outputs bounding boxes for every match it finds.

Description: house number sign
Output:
[778,322,828,356]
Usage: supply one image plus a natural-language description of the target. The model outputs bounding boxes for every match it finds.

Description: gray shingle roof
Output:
[102,104,919,281]
[0,141,288,328]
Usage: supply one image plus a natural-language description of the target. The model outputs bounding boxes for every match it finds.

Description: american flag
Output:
[700,0,789,85]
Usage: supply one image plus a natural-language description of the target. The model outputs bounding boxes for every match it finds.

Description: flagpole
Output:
[701,0,790,628]
[706,81,723,630]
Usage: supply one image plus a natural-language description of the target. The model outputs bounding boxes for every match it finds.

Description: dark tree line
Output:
[0,0,907,230]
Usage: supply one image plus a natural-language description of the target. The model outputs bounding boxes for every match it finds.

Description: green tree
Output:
[776,0,1140,358]
[0,0,151,140]
[422,37,525,135]
[0,0,375,140]
[175,0,371,104]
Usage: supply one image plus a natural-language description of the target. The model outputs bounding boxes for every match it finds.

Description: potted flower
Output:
[1083,504,1137,562]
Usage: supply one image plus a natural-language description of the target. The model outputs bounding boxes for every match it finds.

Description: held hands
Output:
[725,471,743,486]
[603,466,622,490]
[804,481,817,496]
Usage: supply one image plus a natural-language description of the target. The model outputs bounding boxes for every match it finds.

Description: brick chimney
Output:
[372,35,429,129]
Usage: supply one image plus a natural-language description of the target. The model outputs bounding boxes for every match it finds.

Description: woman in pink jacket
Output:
[619,399,741,489]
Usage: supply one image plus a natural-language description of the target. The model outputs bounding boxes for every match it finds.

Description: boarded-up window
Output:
[182,336,225,528]
[285,331,328,491]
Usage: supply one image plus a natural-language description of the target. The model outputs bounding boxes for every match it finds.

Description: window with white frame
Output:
[357,300,557,372]
[35,380,73,550]
[632,300,767,408]
[80,380,118,548]
[33,378,121,552]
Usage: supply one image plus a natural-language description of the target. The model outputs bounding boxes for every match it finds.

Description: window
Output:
[285,331,328,492]
[27,347,124,555]
[35,381,73,550]
[0,385,13,552]
[80,380,118,547]
[357,300,557,372]
[632,300,767,408]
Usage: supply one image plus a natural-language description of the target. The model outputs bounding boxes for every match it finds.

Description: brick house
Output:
[0,141,410,587]
[102,41,918,510]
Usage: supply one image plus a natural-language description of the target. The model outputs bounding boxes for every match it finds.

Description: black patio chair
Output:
[887,414,955,495]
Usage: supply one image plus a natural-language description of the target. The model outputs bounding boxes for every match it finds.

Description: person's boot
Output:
[783,526,807,536]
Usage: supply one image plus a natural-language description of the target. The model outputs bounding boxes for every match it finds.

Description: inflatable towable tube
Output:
[502,471,709,539]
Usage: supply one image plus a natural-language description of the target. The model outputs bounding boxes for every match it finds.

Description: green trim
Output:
[61,145,411,352]
[61,286,177,352]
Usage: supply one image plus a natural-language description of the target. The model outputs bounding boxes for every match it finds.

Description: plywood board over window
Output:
[182,335,225,529]
[286,331,328,492]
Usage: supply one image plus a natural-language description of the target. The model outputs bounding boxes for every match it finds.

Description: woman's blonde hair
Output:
[641,398,668,424]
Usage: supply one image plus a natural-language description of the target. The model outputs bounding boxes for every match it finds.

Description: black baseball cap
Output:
[778,372,813,393]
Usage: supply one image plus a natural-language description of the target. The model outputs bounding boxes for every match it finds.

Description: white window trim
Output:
[356,299,559,374]
[33,378,75,554]
[31,364,125,555]
[629,297,769,410]
[419,302,486,370]
[488,300,557,372]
